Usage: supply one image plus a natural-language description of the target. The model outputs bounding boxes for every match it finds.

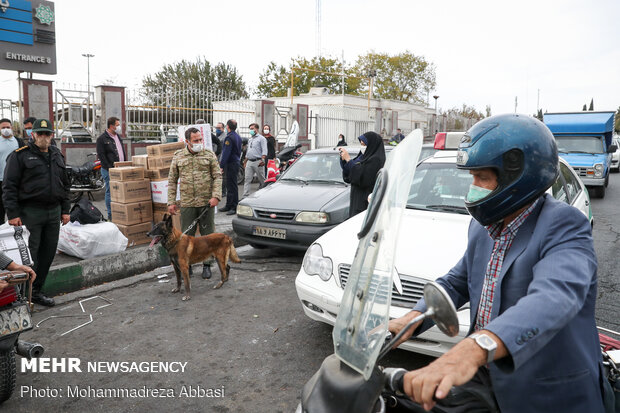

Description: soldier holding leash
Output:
[167,127,223,280]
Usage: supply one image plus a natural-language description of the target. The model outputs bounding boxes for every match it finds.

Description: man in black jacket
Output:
[3,119,70,306]
[96,117,127,220]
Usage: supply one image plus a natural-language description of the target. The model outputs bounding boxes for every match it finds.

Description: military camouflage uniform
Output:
[168,147,222,264]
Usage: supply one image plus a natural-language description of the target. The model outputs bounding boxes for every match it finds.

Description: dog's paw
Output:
[171,287,180,293]
[182,295,191,301]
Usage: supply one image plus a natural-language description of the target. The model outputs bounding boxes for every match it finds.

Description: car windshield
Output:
[555,136,605,154]
[419,146,438,160]
[407,162,471,214]
[280,153,344,183]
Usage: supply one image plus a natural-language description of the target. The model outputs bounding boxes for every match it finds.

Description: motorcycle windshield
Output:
[333,130,423,380]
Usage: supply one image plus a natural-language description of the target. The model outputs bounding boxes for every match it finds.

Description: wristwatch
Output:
[469,333,497,364]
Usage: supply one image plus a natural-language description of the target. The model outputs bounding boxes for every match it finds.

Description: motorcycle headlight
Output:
[303,243,333,281]
[296,211,329,224]
[594,163,604,177]
[236,205,253,217]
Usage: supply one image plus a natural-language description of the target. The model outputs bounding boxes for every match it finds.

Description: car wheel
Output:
[590,186,605,199]
[237,165,245,185]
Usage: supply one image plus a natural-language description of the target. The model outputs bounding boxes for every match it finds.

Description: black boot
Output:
[201,265,212,279]
[32,291,55,307]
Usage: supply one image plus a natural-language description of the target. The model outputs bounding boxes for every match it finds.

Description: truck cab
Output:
[544,111,617,198]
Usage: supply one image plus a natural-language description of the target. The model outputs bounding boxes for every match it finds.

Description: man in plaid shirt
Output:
[388,114,607,413]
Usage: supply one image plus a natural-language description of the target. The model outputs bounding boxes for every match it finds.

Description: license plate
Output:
[0,304,32,337]
[253,226,286,240]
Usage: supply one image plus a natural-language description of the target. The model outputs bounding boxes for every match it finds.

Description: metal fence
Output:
[126,84,255,140]
[0,99,19,125]
[313,105,375,147]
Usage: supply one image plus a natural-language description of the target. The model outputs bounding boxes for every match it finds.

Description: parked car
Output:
[295,151,593,357]
[232,146,392,250]
[611,136,620,173]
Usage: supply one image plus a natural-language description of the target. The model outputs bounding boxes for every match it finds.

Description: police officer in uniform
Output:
[2,119,70,306]
[167,127,222,279]
[218,119,242,215]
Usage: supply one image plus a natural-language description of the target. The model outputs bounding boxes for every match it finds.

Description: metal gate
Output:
[314,105,374,147]
[126,84,255,140]
[54,87,95,141]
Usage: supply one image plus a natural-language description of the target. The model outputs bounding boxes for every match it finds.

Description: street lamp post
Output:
[82,53,94,134]
[433,95,439,133]
[82,53,94,93]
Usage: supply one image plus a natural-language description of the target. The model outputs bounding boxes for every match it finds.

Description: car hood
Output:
[241,181,349,211]
[316,208,472,281]
[559,153,607,167]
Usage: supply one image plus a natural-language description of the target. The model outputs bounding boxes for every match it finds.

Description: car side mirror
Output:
[607,144,617,153]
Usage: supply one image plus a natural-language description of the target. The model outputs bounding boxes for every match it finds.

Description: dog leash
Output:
[181,205,211,235]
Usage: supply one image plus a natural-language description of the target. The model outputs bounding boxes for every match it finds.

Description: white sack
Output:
[58,222,127,259]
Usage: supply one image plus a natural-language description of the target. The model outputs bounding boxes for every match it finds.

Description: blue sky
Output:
[0,0,618,115]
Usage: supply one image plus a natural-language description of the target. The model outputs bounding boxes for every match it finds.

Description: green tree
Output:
[142,57,248,101]
[615,107,620,133]
[256,56,362,98]
[352,51,436,104]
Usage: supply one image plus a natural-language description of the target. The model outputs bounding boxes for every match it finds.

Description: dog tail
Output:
[229,243,241,263]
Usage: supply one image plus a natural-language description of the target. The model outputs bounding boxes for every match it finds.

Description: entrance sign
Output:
[0,0,56,74]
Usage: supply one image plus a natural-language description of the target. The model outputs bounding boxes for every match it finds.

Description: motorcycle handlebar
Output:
[384,367,407,394]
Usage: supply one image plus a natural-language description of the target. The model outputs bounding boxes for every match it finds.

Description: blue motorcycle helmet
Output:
[456,113,559,226]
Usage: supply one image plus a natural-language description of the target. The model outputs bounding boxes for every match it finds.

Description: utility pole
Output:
[341,50,345,97]
[514,96,518,113]
[433,95,439,133]
[315,0,321,57]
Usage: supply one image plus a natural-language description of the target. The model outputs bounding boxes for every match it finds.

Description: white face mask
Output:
[360,146,367,154]
[191,143,204,152]
[115,125,122,135]
[263,128,270,135]
[1,128,12,138]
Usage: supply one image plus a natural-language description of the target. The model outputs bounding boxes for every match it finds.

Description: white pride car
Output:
[295,151,593,357]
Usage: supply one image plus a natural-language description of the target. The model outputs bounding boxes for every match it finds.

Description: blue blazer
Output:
[414,194,606,413]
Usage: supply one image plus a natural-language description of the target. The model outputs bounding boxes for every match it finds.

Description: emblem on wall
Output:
[35,3,53,25]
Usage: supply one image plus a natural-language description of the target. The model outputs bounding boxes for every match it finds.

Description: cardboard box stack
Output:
[109,166,153,246]
[132,142,185,230]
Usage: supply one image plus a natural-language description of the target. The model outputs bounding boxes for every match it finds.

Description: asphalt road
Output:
[5,173,620,412]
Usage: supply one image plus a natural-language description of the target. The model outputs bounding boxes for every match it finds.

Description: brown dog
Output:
[147,214,241,301]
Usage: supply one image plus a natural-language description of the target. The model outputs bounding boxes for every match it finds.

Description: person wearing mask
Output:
[0,119,26,223]
[337,134,347,147]
[96,117,127,220]
[243,123,268,198]
[388,114,609,413]
[167,127,222,280]
[3,119,70,307]
[263,124,277,173]
[219,120,243,215]
[22,117,36,140]
[338,131,386,217]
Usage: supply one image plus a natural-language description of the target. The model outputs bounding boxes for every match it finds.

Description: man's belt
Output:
[247,158,262,162]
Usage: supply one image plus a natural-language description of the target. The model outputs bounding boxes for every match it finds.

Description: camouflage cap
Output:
[32,118,53,133]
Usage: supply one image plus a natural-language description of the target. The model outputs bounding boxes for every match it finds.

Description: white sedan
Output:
[295,151,592,357]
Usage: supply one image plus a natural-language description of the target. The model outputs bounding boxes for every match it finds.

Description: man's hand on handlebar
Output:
[402,330,506,411]
[0,280,7,292]
[388,310,423,348]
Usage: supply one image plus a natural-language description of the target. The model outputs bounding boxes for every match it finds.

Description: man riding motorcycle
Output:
[388,114,609,413]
